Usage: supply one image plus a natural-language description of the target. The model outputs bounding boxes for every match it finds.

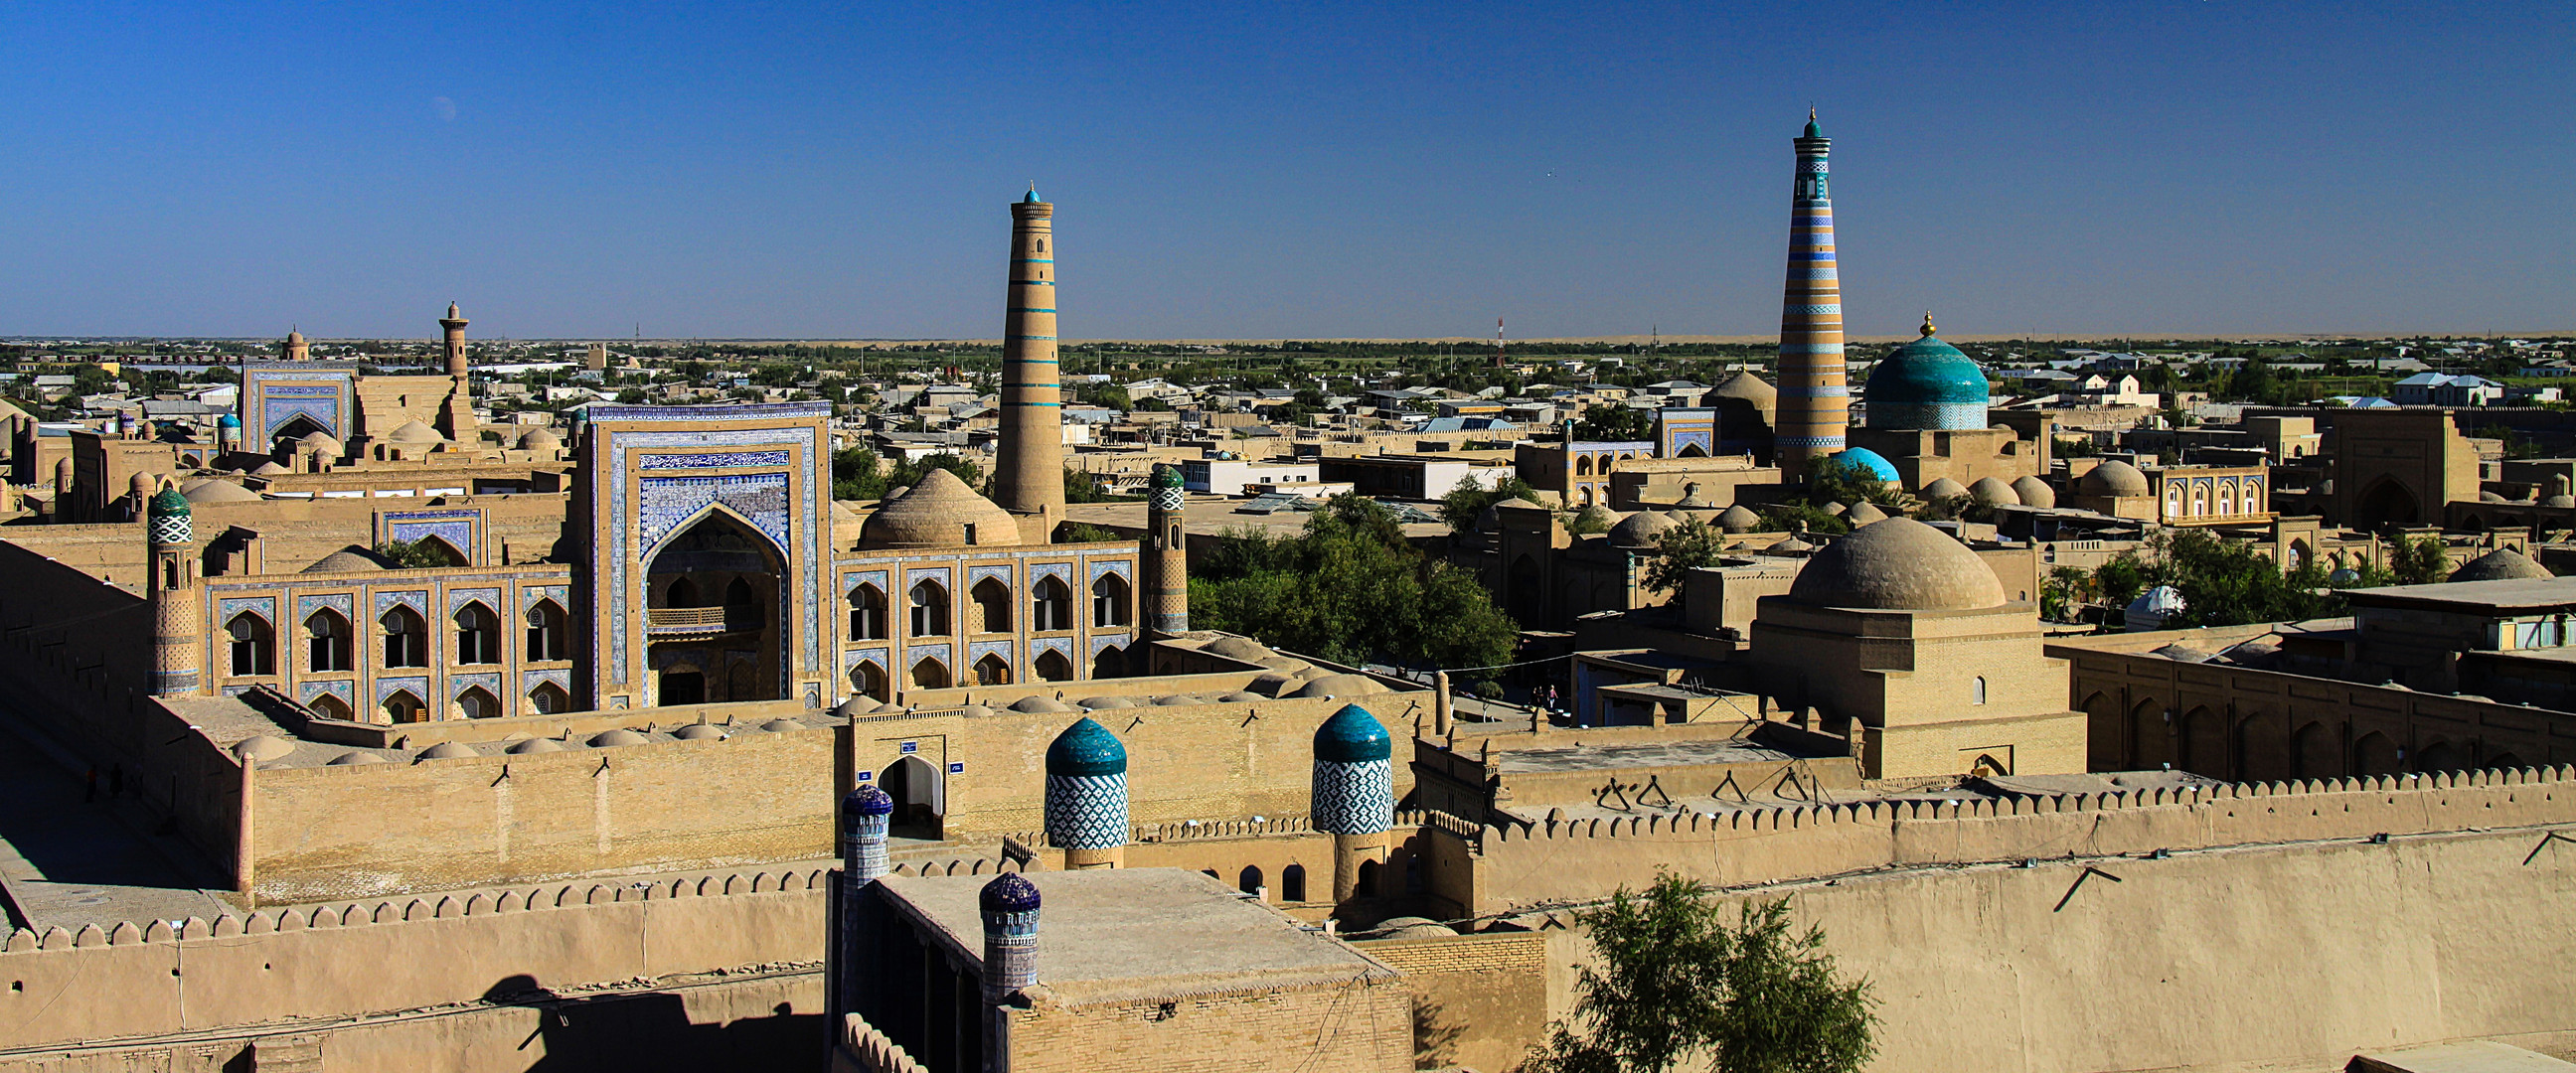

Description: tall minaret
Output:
[1142,463,1189,637]
[1773,109,1849,481]
[994,188,1066,527]
[146,486,201,696]
[438,302,475,439]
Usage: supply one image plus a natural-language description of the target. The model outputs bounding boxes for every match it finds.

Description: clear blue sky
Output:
[1,2,2567,340]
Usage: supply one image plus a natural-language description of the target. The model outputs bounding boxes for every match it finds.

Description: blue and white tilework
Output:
[1044,773,1129,849]
[1312,758,1395,836]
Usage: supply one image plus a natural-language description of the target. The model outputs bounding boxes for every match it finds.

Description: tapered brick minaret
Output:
[146,487,201,696]
[994,189,1066,528]
[1773,110,1848,481]
[1143,463,1189,637]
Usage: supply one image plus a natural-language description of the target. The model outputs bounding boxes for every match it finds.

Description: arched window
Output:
[974,652,1012,687]
[454,602,499,665]
[1238,865,1263,896]
[851,660,888,702]
[1034,649,1074,683]
[529,682,570,715]
[909,580,949,637]
[849,584,887,640]
[665,577,699,608]
[226,613,274,677]
[1575,455,1592,476]
[1031,576,1073,632]
[911,657,950,690]
[1356,859,1381,897]
[1972,676,1988,705]
[306,609,351,673]
[971,577,1011,634]
[526,599,567,661]
[1280,863,1308,902]
[383,690,426,724]
[382,606,428,668]
[724,576,760,629]
[310,693,353,722]
[1092,644,1124,680]
[1091,573,1131,628]
[457,687,501,719]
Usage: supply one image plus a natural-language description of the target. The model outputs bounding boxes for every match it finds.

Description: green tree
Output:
[1063,468,1133,504]
[2388,534,2450,585]
[373,538,462,569]
[1525,876,1876,1073]
[1574,405,1654,442]
[832,445,886,501]
[1439,473,1541,535]
[1644,521,1727,592]
[1189,494,1517,675]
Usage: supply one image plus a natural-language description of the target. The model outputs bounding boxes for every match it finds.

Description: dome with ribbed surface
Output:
[2449,547,2553,583]
[2011,475,2056,509]
[1787,518,2006,611]
[860,468,1021,548]
[1046,717,1126,776]
[980,871,1041,913]
[2079,460,2152,497]
[1314,703,1390,763]
[1863,318,1989,430]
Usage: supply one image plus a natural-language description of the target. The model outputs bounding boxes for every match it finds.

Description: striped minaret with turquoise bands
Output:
[995,187,1068,519]
[1774,110,1849,480]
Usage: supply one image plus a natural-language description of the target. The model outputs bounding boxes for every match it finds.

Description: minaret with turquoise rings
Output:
[1143,463,1189,637]
[1044,716,1129,869]
[994,187,1067,526]
[1774,109,1849,481]
[1312,702,1394,904]
[146,486,200,696]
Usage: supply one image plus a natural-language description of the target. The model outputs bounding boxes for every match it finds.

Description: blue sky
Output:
[0,2,2567,340]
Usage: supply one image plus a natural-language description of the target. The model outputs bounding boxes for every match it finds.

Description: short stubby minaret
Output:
[832,784,893,1030]
[994,189,1067,526]
[440,302,469,380]
[1044,716,1128,869]
[146,487,200,696]
[1143,463,1189,637]
[1773,110,1849,481]
[1311,703,1394,905]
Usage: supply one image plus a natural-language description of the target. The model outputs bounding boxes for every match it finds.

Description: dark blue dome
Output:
[1864,317,1989,430]
[1313,703,1390,763]
[980,872,1041,913]
[845,784,893,818]
[1046,717,1127,776]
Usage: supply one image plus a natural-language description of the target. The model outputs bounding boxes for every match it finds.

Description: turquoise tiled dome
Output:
[1313,703,1390,763]
[1825,447,1899,483]
[1864,315,1989,430]
[1046,716,1127,776]
[148,488,190,518]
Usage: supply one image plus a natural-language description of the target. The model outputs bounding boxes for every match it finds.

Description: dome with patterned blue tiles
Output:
[1046,717,1127,776]
[845,784,893,818]
[1313,703,1390,763]
[980,871,1041,913]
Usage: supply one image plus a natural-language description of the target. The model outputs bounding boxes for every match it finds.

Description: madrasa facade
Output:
[107,196,1163,723]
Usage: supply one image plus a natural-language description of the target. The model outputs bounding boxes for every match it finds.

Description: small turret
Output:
[978,872,1042,1001]
[1143,463,1189,637]
[146,487,199,695]
[832,782,896,1033]
[1044,717,1129,869]
[842,783,894,885]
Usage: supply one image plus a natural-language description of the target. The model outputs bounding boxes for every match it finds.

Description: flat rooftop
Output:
[1495,737,1803,775]
[2344,577,2576,613]
[876,868,1395,1005]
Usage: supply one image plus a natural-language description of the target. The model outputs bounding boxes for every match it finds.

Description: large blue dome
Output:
[1313,703,1390,763]
[1864,315,1989,430]
[1824,447,1899,483]
[1046,717,1127,776]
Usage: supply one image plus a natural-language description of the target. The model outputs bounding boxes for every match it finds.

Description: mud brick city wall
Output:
[1004,980,1415,1073]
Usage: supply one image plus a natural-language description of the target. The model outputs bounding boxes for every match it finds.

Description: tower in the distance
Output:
[146,486,200,696]
[437,302,476,439]
[994,189,1067,527]
[1773,109,1848,480]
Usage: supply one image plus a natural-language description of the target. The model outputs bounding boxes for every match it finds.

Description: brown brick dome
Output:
[1789,518,2005,611]
[859,468,1021,548]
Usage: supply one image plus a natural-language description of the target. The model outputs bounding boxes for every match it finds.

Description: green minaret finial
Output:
[1804,107,1822,139]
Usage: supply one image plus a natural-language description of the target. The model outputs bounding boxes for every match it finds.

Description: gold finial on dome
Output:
[1919,311,1937,337]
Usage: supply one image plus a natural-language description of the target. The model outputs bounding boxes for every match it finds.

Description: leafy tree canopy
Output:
[1574,405,1654,443]
[1526,875,1876,1073]
[1190,494,1517,675]
[1439,473,1542,535]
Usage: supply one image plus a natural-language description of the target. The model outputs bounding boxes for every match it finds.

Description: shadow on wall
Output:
[1414,996,1469,1069]
[481,974,826,1072]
